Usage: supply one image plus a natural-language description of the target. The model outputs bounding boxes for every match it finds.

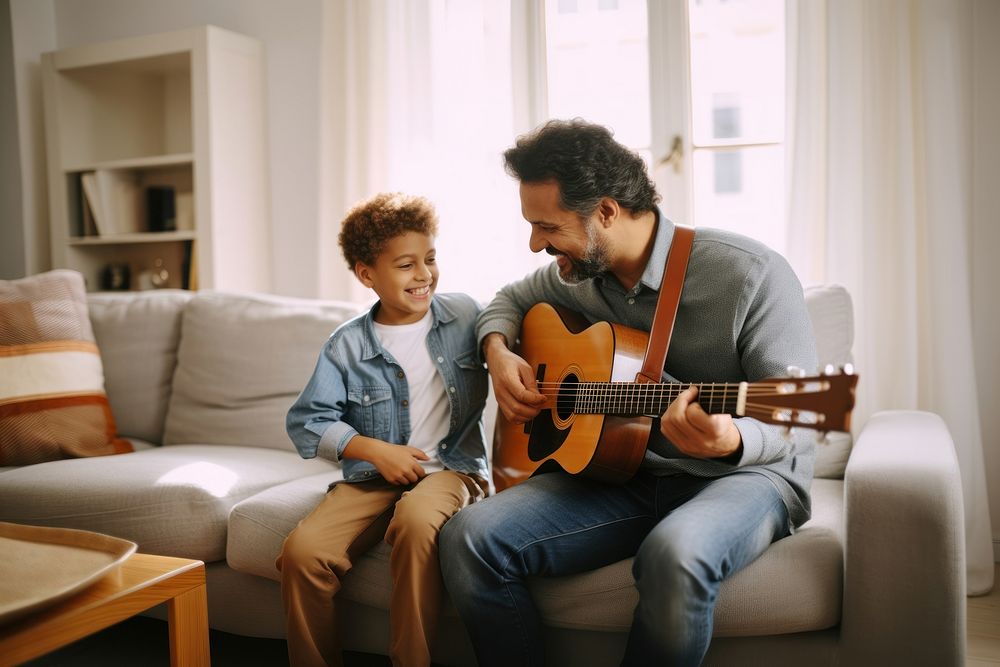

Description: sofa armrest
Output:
[840,410,966,666]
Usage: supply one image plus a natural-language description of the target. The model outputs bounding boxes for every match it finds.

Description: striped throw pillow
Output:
[0,270,133,465]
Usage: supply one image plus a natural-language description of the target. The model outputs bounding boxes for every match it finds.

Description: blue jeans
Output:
[438,470,790,666]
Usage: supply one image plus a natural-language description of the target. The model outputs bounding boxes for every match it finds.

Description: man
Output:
[438,119,818,666]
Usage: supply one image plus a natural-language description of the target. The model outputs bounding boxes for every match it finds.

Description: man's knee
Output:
[439,502,493,573]
[633,526,709,590]
[439,503,473,557]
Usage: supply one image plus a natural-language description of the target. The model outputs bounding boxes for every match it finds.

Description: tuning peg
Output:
[786,365,806,378]
[823,364,836,375]
[842,363,855,375]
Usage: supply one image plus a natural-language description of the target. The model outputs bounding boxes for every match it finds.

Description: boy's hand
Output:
[370,442,429,485]
[483,333,547,424]
[343,436,429,485]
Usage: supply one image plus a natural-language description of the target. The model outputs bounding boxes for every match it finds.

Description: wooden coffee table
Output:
[0,552,209,667]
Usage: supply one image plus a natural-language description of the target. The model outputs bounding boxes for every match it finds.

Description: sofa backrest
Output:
[91,285,855,475]
[88,290,193,444]
[161,291,365,451]
[804,284,855,478]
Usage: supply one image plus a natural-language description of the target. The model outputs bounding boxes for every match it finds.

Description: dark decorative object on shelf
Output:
[146,186,177,232]
[100,263,130,291]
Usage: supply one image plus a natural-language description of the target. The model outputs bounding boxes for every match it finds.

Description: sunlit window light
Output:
[155,462,239,498]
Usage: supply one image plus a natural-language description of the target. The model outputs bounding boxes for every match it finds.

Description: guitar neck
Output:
[564,382,746,418]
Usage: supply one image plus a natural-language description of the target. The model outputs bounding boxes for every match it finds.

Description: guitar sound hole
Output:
[557,374,578,421]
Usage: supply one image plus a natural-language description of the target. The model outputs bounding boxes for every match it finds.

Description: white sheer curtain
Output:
[320,0,546,304]
[786,0,994,594]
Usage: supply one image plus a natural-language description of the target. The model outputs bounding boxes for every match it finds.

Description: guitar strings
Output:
[531,383,794,396]
[518,382,827,426]
[528,384,809,416]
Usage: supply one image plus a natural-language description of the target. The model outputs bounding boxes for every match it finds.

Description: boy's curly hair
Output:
[338,193,439,269]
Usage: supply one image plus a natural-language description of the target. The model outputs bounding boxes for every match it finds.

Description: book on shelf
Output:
[175,191,194,230]
[80,172,103,235]
[95,169,143,235]
[80,169,144,236]
[182,240,198,291]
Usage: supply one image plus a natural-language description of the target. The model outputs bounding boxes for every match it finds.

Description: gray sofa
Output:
[0,286,966,666]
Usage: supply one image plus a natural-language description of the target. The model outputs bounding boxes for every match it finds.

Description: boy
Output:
[279,193,490,667]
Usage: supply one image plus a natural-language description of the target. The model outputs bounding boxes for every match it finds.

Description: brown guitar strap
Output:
[636,224,695,384]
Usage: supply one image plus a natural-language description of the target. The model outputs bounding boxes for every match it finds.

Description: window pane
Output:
[693,145,784,251]
[544,0,651,149]
[688,0,785,146]
[712,151,742,193]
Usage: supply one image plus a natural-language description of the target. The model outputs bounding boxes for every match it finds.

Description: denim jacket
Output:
[287,293,490,483]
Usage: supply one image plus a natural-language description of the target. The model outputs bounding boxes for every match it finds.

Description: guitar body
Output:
[492,304,859,492]
[493,303,653,491]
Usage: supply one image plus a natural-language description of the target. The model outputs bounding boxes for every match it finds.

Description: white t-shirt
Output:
[373,310,450,473]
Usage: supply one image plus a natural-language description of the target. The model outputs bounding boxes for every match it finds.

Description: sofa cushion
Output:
[804,285,855,479]
[227,471,345,578]
[163,292,364,451]
[0,444,337,562]
[225,474,442,613]
[88,290,192,443]
[0,270,132,465]
[527,478,843,636]
[228,475,843,637]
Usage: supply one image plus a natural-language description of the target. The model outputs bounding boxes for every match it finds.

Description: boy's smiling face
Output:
[355,231,439,325]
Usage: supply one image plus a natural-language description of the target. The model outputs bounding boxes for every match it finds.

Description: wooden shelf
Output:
[68,231,196,246]
[42,26,271,293]
[65,153,194,174]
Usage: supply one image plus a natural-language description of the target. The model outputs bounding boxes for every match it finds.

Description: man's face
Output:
[519,181,611,284]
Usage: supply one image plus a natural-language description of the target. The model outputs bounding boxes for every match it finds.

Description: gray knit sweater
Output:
[477,213,819,528]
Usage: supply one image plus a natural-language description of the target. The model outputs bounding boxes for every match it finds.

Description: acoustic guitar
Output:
[493,302,858,491]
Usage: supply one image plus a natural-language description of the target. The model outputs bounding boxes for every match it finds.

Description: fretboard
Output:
[563,382,745,417]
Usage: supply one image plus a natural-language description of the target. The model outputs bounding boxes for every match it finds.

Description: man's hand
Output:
[660,385,743,460]
[483,333,547,424]
[344,436,429,485]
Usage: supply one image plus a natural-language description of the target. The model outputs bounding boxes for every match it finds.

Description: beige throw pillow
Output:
[0,270,132,465]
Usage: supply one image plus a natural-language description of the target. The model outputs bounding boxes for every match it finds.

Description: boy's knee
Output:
[385,508,439,550]
[277,529,318,574]
[278,528,309,566]
[277,527,347,581]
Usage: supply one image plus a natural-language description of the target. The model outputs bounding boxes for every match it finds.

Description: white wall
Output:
[971,0,1000,561]
[2,0,55,280]
[1,0,23,279]
[6,0,326,297]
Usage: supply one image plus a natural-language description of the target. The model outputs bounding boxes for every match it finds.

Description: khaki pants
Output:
[276,470,485,667]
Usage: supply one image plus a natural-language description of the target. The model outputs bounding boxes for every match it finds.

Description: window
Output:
[713,151,742,193]
[543,0,652,163]
[686,0,786,252]
[540,0,787,253]
[357,0,789,303]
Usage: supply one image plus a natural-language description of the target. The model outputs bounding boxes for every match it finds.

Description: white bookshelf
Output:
[42,26,271,292]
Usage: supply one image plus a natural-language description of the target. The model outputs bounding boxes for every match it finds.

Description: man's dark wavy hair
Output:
[503,118,661,218]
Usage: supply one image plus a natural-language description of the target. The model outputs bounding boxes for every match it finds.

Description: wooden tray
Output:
[0,522,137,624]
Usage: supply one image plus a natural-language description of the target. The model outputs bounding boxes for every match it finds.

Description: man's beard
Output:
[553,225,612,285]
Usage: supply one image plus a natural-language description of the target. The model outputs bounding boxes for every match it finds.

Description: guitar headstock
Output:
[746,366,858,433]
